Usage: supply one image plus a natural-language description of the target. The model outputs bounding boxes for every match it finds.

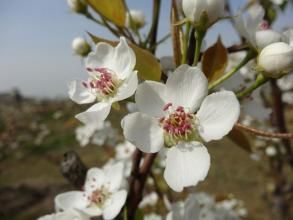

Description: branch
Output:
[234,123,293,139]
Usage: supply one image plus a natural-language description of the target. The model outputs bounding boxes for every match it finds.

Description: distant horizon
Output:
[0,0,292,98]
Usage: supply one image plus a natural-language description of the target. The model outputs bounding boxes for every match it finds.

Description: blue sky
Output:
[0,0,292,97]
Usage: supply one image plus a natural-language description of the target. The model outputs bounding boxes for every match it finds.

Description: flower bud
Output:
[125,10,146,30]
[182,0,226,27]
[258,42,293,78]
[255,30,282,50]
[67,0,87,14]
[72,37,91,57]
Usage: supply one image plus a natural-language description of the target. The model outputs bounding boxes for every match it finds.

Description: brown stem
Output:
[234,123,293,139]
[147,0,161,53]
[270,80,293,166]
[126,153,157,219]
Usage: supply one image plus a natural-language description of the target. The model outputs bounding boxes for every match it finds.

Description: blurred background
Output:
[0,0,292,219]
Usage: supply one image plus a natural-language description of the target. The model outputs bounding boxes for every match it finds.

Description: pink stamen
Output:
[259,20,270,30]
[163,103,173,111]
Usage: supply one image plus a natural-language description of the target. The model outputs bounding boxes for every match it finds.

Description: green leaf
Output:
[88,33,162,81]
[202,37,228,83]
[134,209,144,220]
[228,128,252,153]
[85,0,126,27]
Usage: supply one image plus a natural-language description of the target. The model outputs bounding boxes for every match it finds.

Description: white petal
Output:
[81,206,103,217]
[135,81,167,117]
[164,142,210,192]
[86,42,115,70]
[102,190,127,220]
[166,65,208,112]
[68,80,96,104]
[54,191,88,211]
[111,37,136,79]
[255,30,282,50]
[84,168,105,194]
[113,71,138,102]
[104,161,124,192]
[121,112,164,153]
[197,91,240,142]
[75,102,111,124]
[182,0,207,22]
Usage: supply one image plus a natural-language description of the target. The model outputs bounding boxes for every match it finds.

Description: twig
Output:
[234,123,293,139]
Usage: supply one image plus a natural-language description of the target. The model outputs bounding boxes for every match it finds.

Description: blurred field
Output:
[0,92,292,220]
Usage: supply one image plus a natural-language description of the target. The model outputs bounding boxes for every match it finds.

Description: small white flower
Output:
[235,4,282,50]
[125,10,146,29]
[115,141,136,160]
[258,42,293,78]
[55,162,127,220]
[72,37,91,57]
[69,37,138,125]
[265,146,277,157]
[182,0,226,25]
[67,0,87,14]
[122,65,240,191]
[282,91,293,105]
[139,192,159,208]
[277,74,293,91]
[75,122,104,147]
[270,0,285,5]
[38,209,89,220]
[91,121,118,146]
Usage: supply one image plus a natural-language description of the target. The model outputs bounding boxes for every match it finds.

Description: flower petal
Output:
[113,71,138,102]
[68,80,96,104]
[135,81,167,117]
[102,190,127,220]
[104,161,124,192]
[121,112,164,153]
[84,168,105,194]
[166,65,208,112]
[54,191,88,211]
[197,91,240,142]
[75,102,111,124]
[110,37,136,79]
[86,42,115,70]
[164,142,210,192]
[80,206,103,217]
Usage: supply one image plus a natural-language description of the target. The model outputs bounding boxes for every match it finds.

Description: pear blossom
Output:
[166,193,246,220]
[282,29,293,47]
[55,162,127,220]
[38,209,89,220]
[182,0,226,26]
[115,141,136,160]
[72,37,91,57]
[125,10,146,30]
[144,213,163,220]
[139,192,159,208]
[235,4,282,50]
[69,37,138,125]
[75,121,105,147]
[122,65,240,191]
[258,42,293,78]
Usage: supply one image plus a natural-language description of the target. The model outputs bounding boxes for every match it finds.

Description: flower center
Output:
[159,103,201,147]
[259,20,270,30]
[84,67,122,100]
[87,186,111,207]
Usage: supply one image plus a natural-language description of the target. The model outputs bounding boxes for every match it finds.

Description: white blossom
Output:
[55,162,127,220]
[38,209,89,220]
[139,192,159,208]
[122,65,240,191]
[258,42,293,78]
[68,37,138,125]
[265,146,277,157]
[115,141,136,160]
[144,213,162,220]
[75,122,104,147]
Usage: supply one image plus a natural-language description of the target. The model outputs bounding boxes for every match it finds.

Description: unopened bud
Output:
[67,0,87,14]
[182,0,226,27]
[258,42,293,78]
[125,10,146,30]
[72,37,91,57]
